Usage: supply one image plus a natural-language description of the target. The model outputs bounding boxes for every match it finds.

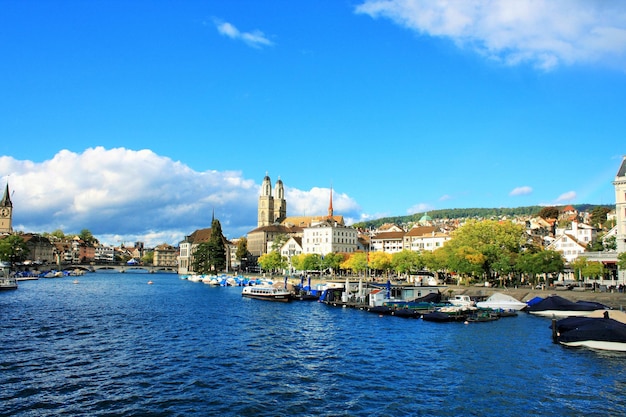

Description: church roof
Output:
[617,156,626,177]
[405,226,437,237]
[281,215,345,228]
[248,224,303,234]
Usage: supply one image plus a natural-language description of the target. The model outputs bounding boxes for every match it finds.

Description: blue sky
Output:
[1,0,625,247]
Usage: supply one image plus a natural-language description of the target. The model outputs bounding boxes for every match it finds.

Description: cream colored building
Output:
[614,156,626,282]
[153,244,178,267]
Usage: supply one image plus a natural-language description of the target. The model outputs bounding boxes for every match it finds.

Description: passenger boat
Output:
[0,276,18,290]
[242,286,291,302]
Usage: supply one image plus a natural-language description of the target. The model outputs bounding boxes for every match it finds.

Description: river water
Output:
[2,272,626,416]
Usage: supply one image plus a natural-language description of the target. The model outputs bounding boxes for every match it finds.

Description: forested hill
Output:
[351,204,609,230]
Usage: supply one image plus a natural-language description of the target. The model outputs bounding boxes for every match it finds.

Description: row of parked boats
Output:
[233,276,626,352]
[181,273,626,352]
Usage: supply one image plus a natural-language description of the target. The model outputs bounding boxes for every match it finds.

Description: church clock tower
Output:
[0,182,13,234]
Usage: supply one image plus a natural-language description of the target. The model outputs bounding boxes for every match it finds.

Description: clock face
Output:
[0,207,9,217]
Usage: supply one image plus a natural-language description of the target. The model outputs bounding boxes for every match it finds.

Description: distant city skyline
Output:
[1,1,624,247]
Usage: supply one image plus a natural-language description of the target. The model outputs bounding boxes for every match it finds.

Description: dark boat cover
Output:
[368,305,393,315]
[414,292,441,303]
[557,317,626,344]
[526,295,608,313]
[392,308,421,318]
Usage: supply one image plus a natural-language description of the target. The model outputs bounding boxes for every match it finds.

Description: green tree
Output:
[300,253,323,273]
[236,238,248,261]
[391,250,423,277]
[571,257,588,283]
[323,253,344,276]
[444,220,526,280]
[142,251,154,265]
[341,252,367,276]
[79,229,98,245]
[0,235,30,266]
[270,234,289,252]
[537,206,559,220]
[191,242,212,274]
[583,261,604,281]
[369,251,392,278]
[604,235,617,251]
[589,206,611,229]
[207,219,226,274]
[258,250,287,274]
[618,252,626,271]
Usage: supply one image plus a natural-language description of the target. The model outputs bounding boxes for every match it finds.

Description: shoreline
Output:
[289,276,626,310]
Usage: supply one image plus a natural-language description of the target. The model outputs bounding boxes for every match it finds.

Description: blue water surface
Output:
[2,272,626,417]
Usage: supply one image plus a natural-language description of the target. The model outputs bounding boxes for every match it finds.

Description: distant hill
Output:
[351,204,612,230]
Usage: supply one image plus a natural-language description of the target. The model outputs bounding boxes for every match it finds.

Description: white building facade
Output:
[302,220,358,255]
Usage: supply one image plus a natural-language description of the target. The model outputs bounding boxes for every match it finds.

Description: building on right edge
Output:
[614,155,626,283]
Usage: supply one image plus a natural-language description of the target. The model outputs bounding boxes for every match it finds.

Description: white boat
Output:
[0,276,18,290]
[476,292,527,311]
[448,295,475,308]
[242,286,291,302]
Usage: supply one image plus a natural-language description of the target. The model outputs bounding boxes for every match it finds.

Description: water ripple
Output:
[2,274,626,416]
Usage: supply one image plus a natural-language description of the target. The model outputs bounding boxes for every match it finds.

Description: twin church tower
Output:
[257,173,287,227]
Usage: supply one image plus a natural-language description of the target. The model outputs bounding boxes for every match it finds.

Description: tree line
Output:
[257,219,626,287]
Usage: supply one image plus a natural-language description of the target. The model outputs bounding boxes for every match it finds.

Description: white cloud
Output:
[0,148,362,247]
[509,186,533,196]
[355,0,626,69]
[407,202,434,214]
[286,186,360,219]
[214,19,274,48]
[555,190,577,203]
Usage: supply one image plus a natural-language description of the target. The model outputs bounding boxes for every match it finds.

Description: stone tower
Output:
[273,177,287,224]
[257,174,287,227]
[258,173,274,227]
[0,182,13,234]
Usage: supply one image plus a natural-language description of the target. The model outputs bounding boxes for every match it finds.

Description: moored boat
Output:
[476,292,527,311]
[447,295,475,308]
[391,308,422,318]
[242,286,291,302]
[0,276,18,290]
[553,314,626,351]
[527,295,610,318]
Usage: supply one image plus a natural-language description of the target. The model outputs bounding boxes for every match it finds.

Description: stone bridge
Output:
[72,264,178,274]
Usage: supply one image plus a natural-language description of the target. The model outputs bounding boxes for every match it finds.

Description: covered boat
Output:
[526,295,610,318]
[476,292,527,311]
[553,314,626,351]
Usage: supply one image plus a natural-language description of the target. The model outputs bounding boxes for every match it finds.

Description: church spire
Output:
[328,184,334,218]
[1,182,12,207]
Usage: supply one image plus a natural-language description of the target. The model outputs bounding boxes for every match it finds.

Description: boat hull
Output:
[242,294,291,302]
[559,340,626,352]
[530,310,597,318]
